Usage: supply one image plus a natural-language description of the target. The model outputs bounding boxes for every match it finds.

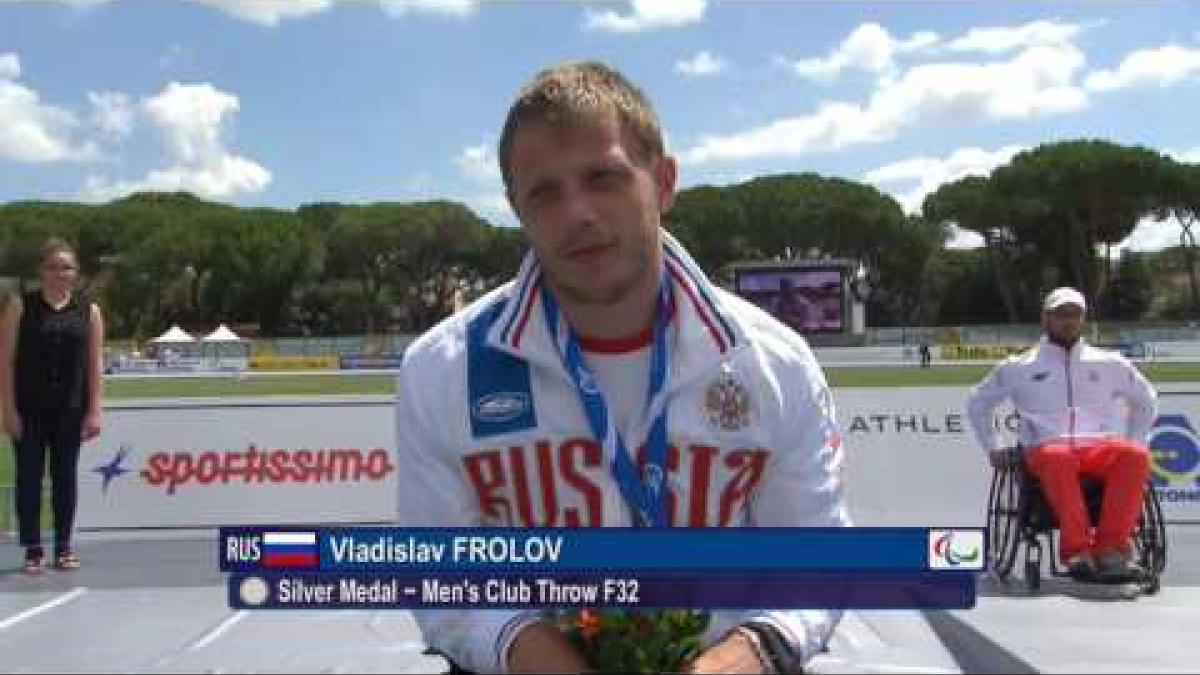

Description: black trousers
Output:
[13,408,84,550]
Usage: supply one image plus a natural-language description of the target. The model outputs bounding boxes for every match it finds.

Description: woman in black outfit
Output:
[1,238,104,574]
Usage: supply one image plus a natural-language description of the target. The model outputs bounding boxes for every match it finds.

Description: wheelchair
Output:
[985,447,1167,593]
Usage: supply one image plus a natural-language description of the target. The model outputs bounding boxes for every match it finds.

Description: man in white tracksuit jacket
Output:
[966,287,1156,582]
[395,61,849,673]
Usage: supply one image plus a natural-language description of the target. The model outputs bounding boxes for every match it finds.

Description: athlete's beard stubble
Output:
[544,240,658,310]
[1046,324,1082,350]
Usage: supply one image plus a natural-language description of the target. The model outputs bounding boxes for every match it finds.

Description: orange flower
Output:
[556,609,710,672]
[578,609,601,640]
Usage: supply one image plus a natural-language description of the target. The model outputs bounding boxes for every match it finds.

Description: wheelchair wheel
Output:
[986,462,1023,580]
[1143,575,1161,595]
[1135,484,1168,594]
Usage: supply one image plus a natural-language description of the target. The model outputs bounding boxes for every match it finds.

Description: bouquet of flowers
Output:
[553,609,711,673]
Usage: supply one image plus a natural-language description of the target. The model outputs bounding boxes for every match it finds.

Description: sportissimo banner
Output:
[77,398,398,528]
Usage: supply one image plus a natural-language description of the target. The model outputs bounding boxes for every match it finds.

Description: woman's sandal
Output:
[55,550,81,570]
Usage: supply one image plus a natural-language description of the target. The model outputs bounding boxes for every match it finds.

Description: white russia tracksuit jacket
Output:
[966,336,1157,453]
[394,233,850,673]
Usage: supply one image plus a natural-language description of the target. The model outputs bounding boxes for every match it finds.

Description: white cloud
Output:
[188,0,332,26]
[676,51,725,77]
[1085,43,1200,93]
[1117,215,1187,253]
[779,19,1084,84]
[682,102,879,164]
[1174,146,1200,163]
[28,0,107,6]
[0,0,333,26]
[456,141,500,182]
[0,0,109,7]
[0,52,18,81]
[0,52,87,164]
[380,0,477,19]
[683,38,1086,164]
[466,192,512,224]
[783,23,938,83]
[87,91,134,140]
[945,20,1087,54]
[143,82,241,165]
[1120,148,1200,251]
[454,142,509,223]
[5,0,479,25]
[861,35,1089,122]
[865,144,1026,214]
[946,228,986,250]
[80,157,270,202]
[81,82,270,202]
[584,0,706,33]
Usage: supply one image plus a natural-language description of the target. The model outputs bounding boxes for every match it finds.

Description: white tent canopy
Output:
[200,323,250,363]
[202,324,243,342]
[150,325,195,343]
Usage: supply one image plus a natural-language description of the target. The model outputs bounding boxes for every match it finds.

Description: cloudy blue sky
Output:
[2,0,1198,250]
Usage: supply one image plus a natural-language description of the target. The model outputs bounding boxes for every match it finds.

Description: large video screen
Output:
[734,266,846,334]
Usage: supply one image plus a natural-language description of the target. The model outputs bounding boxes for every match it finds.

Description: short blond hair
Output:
[497,61,665,193]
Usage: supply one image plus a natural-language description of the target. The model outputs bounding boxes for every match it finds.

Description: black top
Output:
[15,290,91,414]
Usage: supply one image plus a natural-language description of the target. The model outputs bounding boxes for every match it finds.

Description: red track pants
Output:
[1025,438,1151,563]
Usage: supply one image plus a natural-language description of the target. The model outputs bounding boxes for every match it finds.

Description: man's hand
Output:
[683,629,769,674]
[987,448,1012,468]
[83,409,103,441]
[507,620,592,673]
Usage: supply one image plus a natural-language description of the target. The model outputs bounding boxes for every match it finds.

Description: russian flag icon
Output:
[263,531,318,568]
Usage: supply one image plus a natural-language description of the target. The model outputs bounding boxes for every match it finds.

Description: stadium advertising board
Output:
[734,265,846,334]
[837,386,1200,525]
[76,387,1199,529]
[939,344,1029,361]
[77,398,398,528]
[340,354,404,370]
[108,356,250,374]
[249,355,340,370]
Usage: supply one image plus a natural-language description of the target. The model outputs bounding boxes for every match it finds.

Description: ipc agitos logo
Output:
[928,529,984,570]
[1147,414,1200,488]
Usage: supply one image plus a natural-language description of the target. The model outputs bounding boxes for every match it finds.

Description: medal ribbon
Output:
[542,275,673,527]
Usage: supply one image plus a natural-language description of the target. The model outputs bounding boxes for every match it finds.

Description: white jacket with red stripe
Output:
[966,336,1157,453]
[394,232,849,673]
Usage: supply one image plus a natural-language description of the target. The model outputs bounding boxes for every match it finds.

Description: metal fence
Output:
[869,323,1200,347]
[101,323,1200,358]
[250,335,416,357]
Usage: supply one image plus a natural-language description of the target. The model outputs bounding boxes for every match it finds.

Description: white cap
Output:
[1043,287,1086,312]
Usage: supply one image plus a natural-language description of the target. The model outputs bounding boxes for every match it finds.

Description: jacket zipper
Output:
[1064,348,1075,447]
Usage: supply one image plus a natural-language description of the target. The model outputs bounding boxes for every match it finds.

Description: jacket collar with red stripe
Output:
[484,230,749,390]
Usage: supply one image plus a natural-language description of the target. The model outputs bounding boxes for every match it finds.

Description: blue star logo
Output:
[93,444,133,495]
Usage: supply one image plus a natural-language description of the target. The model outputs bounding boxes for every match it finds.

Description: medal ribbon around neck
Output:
[542,273,673,527]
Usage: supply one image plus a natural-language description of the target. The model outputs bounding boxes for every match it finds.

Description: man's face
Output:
[1043,304,1085,344]
[506,113,676,306]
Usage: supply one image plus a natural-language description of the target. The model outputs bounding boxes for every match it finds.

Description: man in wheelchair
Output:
[966,287,1157,584]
